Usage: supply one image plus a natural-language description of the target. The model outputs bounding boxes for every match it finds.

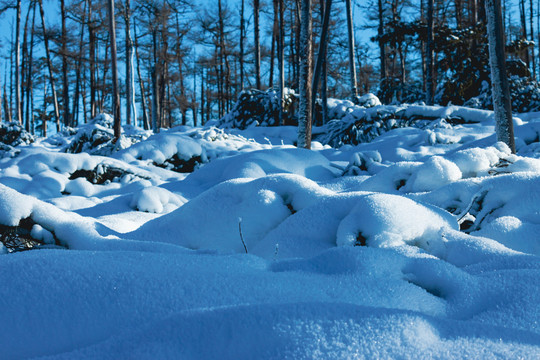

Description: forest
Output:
[0,0,536,136]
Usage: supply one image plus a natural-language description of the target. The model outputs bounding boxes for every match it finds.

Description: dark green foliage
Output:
[217,89,297,129]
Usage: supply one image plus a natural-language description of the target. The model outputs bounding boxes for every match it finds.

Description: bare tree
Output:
[15,0,21,124]
[345,0,357,99]
[426,0,434,105]
[298,0,312,149]
[254,0,261,89]
[107,0,121,141]
[485,0,516,153]
[38,0,60,132]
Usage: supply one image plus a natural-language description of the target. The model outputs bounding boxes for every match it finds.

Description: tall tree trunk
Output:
[152,29,160,132]
[88,0,96,118]
[311,0,332,126]
[24,3,36,132]
[269,0,278,88]
[21,3,31,130]
[345,0,357,99]
[298,0,312,149]
[240,0,245,90]
[519,0,530,69]
[134,17,149,130]
[73,0,87,128]
[125,0,133,125]
[38,0,60,132]
[320,0,328,125]
[530,0,536,79]
[15,0,21,124]
[108,0,121,141]
[378,0,386,81]
[485,0,516,153]
[254,0,261,89]
[279,0,285,125]
[455,0,463,27]
[200,67,205,125]
[426,0,434,105]
[61,0,70,127]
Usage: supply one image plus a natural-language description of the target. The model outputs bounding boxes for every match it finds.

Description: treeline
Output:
[0,0,536,138]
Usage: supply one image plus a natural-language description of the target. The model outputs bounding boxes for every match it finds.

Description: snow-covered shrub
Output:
[217,88,297,129]
[354,93,382,108]
[65,114,145,156]
[0,122,34,147]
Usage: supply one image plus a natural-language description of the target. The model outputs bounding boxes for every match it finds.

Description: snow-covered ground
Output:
[1,101,540,358]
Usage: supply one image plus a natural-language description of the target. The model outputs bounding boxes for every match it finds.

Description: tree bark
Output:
[15,0,21,124]
[254,0,261,89]
[378,0,386,81]
[345,0,357,99]
[311,0,332,126]
[426,0,434,105]
[38,0,60,132]
[485,0,516,153]
[125,0,133,125]
[88,0,96,118]
[60,0,70,127]
[240,0,245,90]
[298,0,312,149]
[133,17,149,130]
[108,0,121,141]
[279,0,285,125]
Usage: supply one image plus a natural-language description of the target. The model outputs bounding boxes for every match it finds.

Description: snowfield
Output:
[1,102,540,359]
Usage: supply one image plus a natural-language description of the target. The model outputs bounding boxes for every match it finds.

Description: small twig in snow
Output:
[238,218,248,254]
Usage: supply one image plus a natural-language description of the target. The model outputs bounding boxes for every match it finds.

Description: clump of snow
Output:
[130,186,186,213]
[355,93,382,108]
[336,193,458,255]
[405,156,462,192]
[30,224,55,244]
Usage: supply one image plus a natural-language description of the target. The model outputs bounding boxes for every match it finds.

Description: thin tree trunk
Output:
[279,0,285,125]
[485,0,516,153]
[320,0,328,125]
[125,0,133,125]
[15,0,21,124]
[240,0,245,90]
[378,0,386,81]
[61,0,70,127]
[108,0,121,141]
[73,0,87,128]
[530,0,536,79]
[152,29,160,132]
[311,0,332,126]
[134,17,149,130]
[254,0,261,89]
[88,0,96,118]
[25,3,36,132]
[269,0,278,88]
[519,0,530,69]
[426,0,434,105]
[345,0,357,99]
[38,0,60,132]
[21,3,31,130]
[298,0,312,149]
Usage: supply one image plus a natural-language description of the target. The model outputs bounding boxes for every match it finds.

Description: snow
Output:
[1,102,540,358]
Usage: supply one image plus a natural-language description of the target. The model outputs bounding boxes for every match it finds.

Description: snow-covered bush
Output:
[0,122,34,147]
[65,114,146,155]
[217,88,297,129]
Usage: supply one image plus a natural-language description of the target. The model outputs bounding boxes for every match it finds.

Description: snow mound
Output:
[336,193,458,255]
[132,174,333,252]
[130,186,186,213]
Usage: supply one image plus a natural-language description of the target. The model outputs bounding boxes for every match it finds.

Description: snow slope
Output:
[0,103,540,358]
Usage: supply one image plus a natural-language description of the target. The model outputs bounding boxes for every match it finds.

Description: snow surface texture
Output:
[1,104,540,358]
